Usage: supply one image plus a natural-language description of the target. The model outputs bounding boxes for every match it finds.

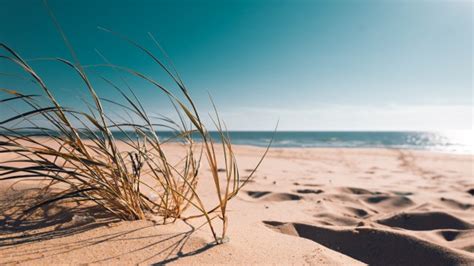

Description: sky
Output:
[0,0,472,131]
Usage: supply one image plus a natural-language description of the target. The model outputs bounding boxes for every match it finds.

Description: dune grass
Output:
[0,26,271,243]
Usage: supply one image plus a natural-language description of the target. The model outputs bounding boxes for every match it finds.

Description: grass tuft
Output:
[0,29,272,243]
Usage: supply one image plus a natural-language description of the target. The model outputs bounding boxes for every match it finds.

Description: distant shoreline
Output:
[1,131,472,154]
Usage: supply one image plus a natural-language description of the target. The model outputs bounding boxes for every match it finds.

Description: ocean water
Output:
[116,130,472,154]
[7,130,473,154]
[198,131,472,154]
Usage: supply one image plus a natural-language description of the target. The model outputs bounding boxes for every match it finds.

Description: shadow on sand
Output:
[0,187,216,264]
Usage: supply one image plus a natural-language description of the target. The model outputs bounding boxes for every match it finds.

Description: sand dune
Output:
[1,144,473,264]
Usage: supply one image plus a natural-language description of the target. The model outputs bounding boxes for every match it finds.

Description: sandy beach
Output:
[2,0,472,264]
[1,142,473,265]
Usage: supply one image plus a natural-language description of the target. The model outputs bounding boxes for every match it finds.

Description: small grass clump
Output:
[0,26,271,243]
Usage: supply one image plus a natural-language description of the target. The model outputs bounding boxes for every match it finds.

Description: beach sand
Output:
[1,142,473,265]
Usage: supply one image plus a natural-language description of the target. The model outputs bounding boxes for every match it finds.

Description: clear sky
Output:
[1,0,472,131]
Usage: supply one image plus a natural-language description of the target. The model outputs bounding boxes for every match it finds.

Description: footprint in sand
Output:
[377,211,474,231]
[439,197,472,210]
[246,191,271,198]
[262,221,474,265]
[363,195,414,208]
[344,206,370,218]
[467,189,474,196]
[245,191,302,201]
[295,189,323,194]
[293,182,322,187]
[340,187,377,195]
[436,230,463,241]
[434,230,474,252]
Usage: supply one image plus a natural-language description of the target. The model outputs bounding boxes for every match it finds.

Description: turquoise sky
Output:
[1,0,472,130]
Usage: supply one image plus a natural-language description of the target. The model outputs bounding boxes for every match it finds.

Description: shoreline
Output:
[3,135,472,155]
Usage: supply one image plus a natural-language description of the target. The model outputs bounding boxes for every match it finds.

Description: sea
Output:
[209,131,473,154]
[119,130,473,154]
[6,130,473,154]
